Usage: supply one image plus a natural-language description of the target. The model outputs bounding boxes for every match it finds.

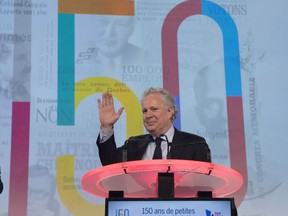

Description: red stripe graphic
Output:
[227,96,247,203]
[9,102,30,216]
[162,0,201,95]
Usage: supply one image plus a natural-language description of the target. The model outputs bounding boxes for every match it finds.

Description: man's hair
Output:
[141,87,178,121]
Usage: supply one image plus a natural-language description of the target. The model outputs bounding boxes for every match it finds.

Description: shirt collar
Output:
[160,125,174,143]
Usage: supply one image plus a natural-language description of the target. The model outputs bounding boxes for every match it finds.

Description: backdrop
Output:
[0,0,287,215]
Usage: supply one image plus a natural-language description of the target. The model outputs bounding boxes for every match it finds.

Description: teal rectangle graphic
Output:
[58,13,75,125]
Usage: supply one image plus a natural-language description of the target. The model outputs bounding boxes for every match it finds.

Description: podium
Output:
[81,159,243,198]
[81,160,243,216]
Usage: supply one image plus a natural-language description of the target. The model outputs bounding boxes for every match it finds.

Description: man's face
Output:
[142,94,173,137]
[93,16,134,57]
[27,175,52,216]
[0,42,31,88]
[193,61,226,129]
[13,52,31,85]
[0,42,13,86]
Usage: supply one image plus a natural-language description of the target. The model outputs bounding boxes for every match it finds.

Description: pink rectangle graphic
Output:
[227,96,247,206]
[8,102,30,216]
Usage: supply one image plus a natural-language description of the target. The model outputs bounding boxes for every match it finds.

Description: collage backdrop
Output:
[0,0,287,215]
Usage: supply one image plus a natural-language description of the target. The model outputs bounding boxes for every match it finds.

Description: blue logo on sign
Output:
[206,209,212,216]
[206,209,222,216]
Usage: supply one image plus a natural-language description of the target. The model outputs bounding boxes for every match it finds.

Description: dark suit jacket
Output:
[97,128,211,166]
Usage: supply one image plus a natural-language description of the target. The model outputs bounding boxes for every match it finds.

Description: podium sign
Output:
[106,198,234,216]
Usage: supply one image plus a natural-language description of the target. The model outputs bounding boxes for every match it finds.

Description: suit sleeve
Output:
[193,142,211,162]
[187,134,211,162]
[96,134,123,166]
[171,130,212,162]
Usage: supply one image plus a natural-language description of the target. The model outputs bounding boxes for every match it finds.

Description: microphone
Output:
[121,135,154,162]
[0,166,3,194]
[170,141,208,147]
[122,140,129,162]
[160,134,172,159]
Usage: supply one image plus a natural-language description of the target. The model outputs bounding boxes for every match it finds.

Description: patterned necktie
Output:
[153,137,163,159]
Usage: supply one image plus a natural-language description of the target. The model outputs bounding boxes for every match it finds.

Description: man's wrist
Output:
[100,125,114,130]
[99,126,114,143]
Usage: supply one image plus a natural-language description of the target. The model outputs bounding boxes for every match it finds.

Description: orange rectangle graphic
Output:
[59,0,134,15]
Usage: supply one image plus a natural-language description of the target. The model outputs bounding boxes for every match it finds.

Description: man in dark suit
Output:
[0,166,3,194]
[96,87,211,166]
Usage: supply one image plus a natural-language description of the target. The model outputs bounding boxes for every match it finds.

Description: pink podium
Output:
[81,160,243,198]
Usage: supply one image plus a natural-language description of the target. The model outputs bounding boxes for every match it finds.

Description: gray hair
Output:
[141,87,178,121]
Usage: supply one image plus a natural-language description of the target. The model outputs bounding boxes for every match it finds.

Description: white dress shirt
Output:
[142,125,175,160]
[99,125,175,160]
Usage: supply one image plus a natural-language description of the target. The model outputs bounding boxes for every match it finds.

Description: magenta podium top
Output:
[81,160,243,198]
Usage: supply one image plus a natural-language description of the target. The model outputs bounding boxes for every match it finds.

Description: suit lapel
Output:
[170,128,183,158]
[128,134,152,160]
